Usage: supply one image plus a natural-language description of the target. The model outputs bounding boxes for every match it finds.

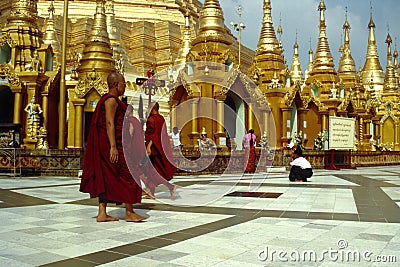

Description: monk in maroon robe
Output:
[122,105,154,199]
[80,72,145,222]
[145,102,177,199]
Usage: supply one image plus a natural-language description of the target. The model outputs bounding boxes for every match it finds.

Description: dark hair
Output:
[249,129,254,147]
[294,146,303,157]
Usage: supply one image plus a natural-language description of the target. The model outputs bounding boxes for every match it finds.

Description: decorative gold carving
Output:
[0,63,21,87]
[0,33,17,48]
[75,69,108,98]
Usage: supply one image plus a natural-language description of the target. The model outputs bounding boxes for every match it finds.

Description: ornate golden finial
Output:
[290,29,303,83]
[89,0,110,43]
[251,0,285,90]
[192,0,230,46]
[361,0,384,98]
[43,0,61,70]
[384,31,398,90]
[338,6,357,83]
[393,38,399,77]
[305,0,338,98]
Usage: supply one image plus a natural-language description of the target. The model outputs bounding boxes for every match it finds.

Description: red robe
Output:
[145,113,176,188]
[80,94,141,204]
[122,115,147,185]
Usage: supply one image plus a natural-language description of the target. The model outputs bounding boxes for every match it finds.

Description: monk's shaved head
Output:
[107,72,124,88]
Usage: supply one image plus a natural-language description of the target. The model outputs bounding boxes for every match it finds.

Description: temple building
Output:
[0,0,399,154]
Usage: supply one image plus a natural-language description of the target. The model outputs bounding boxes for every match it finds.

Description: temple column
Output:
[247,102,254,131]
[11,86,22,124]
[72,99,85,148]
[187,98,200,148]
[215,96,226,148]
[42,93,48,127]
[322,113,328,131]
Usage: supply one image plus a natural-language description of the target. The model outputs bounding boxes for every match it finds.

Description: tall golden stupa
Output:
[0,0,399,156]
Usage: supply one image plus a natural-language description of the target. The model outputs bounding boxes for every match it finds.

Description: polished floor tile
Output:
[0,166,399,266]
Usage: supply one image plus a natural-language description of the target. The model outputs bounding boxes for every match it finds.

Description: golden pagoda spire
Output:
[384,32,398,90]
[43,1,61,70]
[304,0,338,99]
[361,3,384,98]
[192,0,230,46]
[250,0,285,89]
[312,0,335,72]
[105,0,127,74]
[394,38,399,78]
[175,8,193,65]
[255,0,281,56]
[75,0,115,97]
[338,8,358,90]
[290,31,303,83]
[306,37,313,77]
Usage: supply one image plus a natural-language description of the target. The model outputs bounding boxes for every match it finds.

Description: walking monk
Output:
[80,72,146,222]
[145,102,177,199]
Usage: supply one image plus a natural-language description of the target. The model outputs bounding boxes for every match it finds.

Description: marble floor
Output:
[0,166,400,266]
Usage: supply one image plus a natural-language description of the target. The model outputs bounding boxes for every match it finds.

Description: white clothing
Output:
[290,157,311,169]
[169,132,181,147]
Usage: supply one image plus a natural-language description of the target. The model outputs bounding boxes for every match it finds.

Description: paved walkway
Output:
[1,166,400,266]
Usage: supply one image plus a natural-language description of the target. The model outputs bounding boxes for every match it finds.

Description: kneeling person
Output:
[289,147,313,182]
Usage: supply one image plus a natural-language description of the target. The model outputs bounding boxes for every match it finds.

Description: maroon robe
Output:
[122,115,147,185]
[145,113,176,188]
[80,94,141,204]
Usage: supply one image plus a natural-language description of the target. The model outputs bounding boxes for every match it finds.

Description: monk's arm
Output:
[145,117,154,155]
[105,98,118,163]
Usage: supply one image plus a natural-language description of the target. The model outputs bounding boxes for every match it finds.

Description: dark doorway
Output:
[0,86,14,123]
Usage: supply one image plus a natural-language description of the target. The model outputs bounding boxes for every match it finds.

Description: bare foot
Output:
[125,212,147,222]
[142,189,155,199]
[170,185,176,200]
[97,214,119,222]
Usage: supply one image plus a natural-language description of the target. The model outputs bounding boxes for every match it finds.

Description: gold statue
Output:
[198,127,216,150]
[24,96,43,139]
[25,50,41,72]
[36,127,49,149]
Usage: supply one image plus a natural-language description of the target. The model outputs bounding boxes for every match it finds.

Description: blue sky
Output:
[201,0,400,72]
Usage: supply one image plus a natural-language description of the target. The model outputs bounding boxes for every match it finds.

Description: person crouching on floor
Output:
[289,146,313,182]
